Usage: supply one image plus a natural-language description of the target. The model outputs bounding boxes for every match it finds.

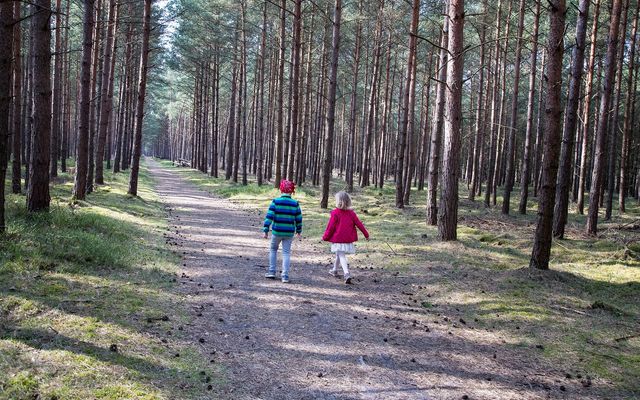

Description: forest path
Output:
[147,159,594,400]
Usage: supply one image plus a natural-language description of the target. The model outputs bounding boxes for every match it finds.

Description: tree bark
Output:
[619,0,640,213]
[73,0,95,200]
[95,0,118,185]
[605,0,631,220]
[552,0,591,237]
[395,0,420,209]
[27,0,52,212]
[50,0,62,178]
[346,2,361,193]
[518,0,541,214]
[274,0,286,188]
[0,0,14,232]
[468,0,488,202]
[11,1,21,195]
[427,16,448,225]
[127,0,152,196]
[484,0,503,207]
[320,0,342,209]
[437,0,464,241]
[586,0,623,235]
[501,0,526,215]
[576,0,602,214]
[529,0,566,269]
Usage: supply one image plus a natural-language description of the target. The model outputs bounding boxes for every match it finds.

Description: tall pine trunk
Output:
[127,0,152,196]
[11,2,21,195]
[438,0,464,241]
[426,17,448,225]
[586,0,623,235]
[50,0,62,178]
[518,0,541,214]
[529,0,566,269]
[73,0,95,200]
[27,0,52,212]
[577,0,602,214]
[552,0,591,237]
[0,0,14,232]
[619,0,640,213]
[501,0,526,215]
[320,0,342,209]
[95,0,118,185]
[395,0,419,209]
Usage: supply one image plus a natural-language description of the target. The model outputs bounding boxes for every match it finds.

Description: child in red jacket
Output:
[322,191,369,284]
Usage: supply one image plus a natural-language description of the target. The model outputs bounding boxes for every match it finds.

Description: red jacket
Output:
[322,208,369,243]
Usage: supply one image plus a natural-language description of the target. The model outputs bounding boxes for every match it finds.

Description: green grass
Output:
[158,159,640,396]
[0,163,220,400]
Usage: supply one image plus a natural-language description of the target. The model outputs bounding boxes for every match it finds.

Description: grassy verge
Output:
[0,163,220,400]
[157,159,639,396]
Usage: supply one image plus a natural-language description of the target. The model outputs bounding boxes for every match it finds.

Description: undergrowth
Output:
[0,163,220,400]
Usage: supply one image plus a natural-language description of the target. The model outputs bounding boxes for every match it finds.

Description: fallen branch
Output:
[614,333,640,342]
[384,241,397,255]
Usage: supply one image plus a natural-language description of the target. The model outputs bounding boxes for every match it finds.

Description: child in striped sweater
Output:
[263,180,303,283]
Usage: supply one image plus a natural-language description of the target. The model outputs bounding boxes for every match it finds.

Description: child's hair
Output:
[335,191,352,210]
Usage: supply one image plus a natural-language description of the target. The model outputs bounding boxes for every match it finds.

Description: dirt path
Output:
[148,160,605,400]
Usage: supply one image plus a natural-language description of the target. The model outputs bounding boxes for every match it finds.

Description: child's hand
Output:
[296,233,302,240]
[263,232,268,239]
[366,237,370,241]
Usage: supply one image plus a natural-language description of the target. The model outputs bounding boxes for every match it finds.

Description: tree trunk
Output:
[256,5,267,185]
[586,0,623,235]
[50,0,62,178]
[11,1,21,195]
[27,0,52,212]
[346,3,361,193]
[619,0,640,213]
[127,0,152,196]
[361,0,384,188]
[73,0,95,200]
[86,0,102,194]
[484,0,503,207]
[95,0,118,185]
[501,0,526,215]
[605,0,631,220]
[320,0,342,209]
[552,0,591,237]
[427,17,448,225]
[274,0,286,188]
[577,0,602,214]
[529,0,567,269]
[438,0,464,241]
[468,0,488,202]
[0,0,14,232]
[395,0,419,209]
[518,0,541,214]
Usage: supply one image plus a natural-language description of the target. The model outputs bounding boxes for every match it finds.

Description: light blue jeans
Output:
[269,235,293,277]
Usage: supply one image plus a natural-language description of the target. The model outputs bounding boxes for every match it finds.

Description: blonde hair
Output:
[335,191,352,210]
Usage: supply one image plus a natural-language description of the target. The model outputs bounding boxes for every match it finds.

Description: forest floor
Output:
[147,158,639,400]
[1,159,638,399]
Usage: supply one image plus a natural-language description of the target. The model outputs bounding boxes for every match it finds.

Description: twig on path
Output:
[48,326,59,335]
[614,333,640,342]
[385,241,397,255]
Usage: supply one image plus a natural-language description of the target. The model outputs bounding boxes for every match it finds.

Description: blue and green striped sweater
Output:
[263,194,303,237]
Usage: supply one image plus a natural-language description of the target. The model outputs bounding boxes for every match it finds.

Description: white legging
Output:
[333,251,350,276]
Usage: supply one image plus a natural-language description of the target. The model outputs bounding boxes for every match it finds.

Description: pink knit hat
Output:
[279,180,296,194]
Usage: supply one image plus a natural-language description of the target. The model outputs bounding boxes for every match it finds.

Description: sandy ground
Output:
[147,160,619,400]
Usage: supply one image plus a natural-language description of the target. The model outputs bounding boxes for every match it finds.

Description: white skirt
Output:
[331,243,355,254]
